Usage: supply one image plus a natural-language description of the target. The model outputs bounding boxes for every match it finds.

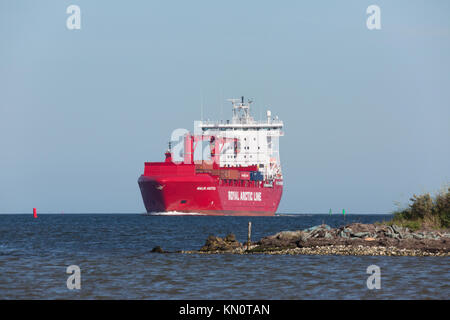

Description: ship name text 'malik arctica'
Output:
[138,97,284,216]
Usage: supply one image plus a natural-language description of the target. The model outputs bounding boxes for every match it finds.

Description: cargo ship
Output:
[138,97,284,216]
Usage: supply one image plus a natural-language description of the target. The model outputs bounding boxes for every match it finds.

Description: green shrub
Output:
[391,188,450,230]
[401,219,422,231]
[410,193,433,220]
[434,189,450,228]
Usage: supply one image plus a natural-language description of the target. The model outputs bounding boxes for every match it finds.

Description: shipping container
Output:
[250,171,264,181]
[230,170,240,180]
[219,170,228,179]
[195,162,213,170]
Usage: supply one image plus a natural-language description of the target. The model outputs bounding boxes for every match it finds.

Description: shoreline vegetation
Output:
[388,188,449,231]
[153,189,450,257]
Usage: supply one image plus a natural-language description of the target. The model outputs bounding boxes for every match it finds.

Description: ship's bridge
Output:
[198,120,283,130]
[195,97,283,181]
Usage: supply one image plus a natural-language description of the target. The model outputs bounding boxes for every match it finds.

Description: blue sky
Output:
[0,0,449,213]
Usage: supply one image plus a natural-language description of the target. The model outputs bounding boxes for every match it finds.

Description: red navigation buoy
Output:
[33,208,37,218]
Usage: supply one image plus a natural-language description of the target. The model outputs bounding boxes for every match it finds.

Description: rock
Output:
[352,232,369,238]
[305,225,331,232]
[151,246,165,253]
[200,234,242,252]
[339,230,349,238]
[224,233,237,242]
[259,230,305,248]
[305,225,320,232]
[311,230,326,238]
[386,229,399,238]
[392,225,402,234]
[276,230,304,239]
[192,222,450,256]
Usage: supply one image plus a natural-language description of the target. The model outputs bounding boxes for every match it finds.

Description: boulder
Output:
[224,233,237,242]
[151,246,165,253]
[392,225,402,234]
[352,232,370,238]
[339,230,349,238]
[259,230,305,248]
[200,234,242,252]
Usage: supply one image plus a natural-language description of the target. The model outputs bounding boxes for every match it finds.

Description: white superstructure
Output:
[196,97,284,180]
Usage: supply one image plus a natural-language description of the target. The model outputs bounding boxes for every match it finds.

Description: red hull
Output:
[138,164,283,216]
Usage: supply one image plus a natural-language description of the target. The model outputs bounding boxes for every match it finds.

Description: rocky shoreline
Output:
[174,223,450,257]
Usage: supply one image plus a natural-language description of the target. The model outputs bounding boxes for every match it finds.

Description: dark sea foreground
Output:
[0,214,448,299]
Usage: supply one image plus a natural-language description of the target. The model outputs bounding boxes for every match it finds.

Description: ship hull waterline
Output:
[138,175,283,216]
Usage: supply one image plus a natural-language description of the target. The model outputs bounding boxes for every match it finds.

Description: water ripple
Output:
[0,214,448,299]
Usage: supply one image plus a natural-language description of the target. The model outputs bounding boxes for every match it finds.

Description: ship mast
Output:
[228,96,254,124]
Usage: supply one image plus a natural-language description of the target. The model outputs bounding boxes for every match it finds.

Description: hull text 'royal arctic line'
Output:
[138,97,284,216]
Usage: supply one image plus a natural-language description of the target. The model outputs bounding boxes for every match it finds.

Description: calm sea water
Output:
[0,214,448,299]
